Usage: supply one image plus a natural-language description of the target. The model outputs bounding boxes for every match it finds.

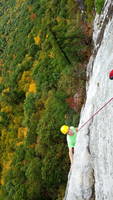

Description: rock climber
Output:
[60,125,78,164]
[109,70,113,80]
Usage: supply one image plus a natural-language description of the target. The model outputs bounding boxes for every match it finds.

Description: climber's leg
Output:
[69,148,73,164]
[72,147,74,154]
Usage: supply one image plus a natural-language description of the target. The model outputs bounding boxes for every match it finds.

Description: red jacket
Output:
[109,70,113,80]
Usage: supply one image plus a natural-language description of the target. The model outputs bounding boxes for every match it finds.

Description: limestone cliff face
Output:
[64,1,113,199]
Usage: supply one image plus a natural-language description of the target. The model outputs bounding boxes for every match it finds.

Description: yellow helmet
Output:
[60,125,69,134]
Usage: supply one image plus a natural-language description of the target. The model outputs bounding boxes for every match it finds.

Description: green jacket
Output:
[66,126,77,148]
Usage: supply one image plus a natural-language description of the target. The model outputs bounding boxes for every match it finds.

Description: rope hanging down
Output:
[78,97,113,131]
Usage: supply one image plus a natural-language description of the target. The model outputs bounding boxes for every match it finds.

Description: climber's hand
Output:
[76,128,78,132]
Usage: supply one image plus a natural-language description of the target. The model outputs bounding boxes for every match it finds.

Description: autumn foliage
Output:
[0,0,93,199]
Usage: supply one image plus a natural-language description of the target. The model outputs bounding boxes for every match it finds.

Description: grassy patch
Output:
[95,0,105,14]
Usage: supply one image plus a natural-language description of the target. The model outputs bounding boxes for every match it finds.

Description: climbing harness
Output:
[78,97,113,131]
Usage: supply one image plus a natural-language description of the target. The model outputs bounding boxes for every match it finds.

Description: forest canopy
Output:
[0,0,105,199]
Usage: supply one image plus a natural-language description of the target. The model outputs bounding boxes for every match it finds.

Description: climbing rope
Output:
[78,97,113,131]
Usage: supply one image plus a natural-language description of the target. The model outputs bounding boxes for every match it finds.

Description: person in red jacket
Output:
[109,70,113,80]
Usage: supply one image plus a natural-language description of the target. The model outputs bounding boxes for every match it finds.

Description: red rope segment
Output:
[78,97,113,131]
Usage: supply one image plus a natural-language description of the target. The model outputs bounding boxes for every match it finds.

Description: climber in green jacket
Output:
[60,125,78,164]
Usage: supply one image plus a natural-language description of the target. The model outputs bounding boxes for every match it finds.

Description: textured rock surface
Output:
[64,0,113,199]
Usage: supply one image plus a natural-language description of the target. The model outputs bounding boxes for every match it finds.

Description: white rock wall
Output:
[64,0,113,199]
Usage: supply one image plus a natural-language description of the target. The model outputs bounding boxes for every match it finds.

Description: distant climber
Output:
[109,70,113,80]
[60,125,78,164]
